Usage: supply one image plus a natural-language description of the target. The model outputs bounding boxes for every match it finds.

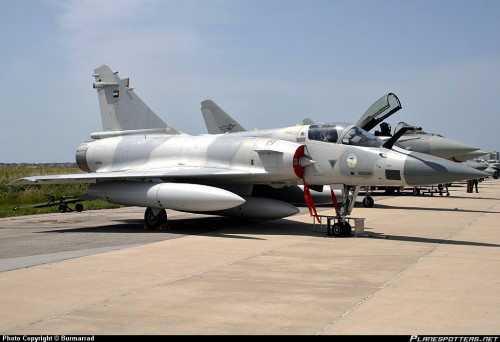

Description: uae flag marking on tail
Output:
[113,89,120,98]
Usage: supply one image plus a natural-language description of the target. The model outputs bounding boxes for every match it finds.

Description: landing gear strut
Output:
[144,207,168,230]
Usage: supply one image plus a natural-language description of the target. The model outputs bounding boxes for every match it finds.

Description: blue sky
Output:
[1,0,499,162]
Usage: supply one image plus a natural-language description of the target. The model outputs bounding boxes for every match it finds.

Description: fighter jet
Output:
[375,121,482,160]
[463,159,500,179]
[355,95,482,160]
[487,160,500,179]
[10,65,487,236]
[450,150,489,163]
[461,159,488,171]
[200,95,483,206]
[202,94,481,161]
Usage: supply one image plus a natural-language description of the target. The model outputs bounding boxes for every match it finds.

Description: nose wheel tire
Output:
[331,222,352,237]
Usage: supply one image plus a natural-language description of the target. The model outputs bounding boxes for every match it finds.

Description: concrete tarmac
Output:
[0,180,499,335]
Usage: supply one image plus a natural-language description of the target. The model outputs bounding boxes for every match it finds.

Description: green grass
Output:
[0,165,120,218]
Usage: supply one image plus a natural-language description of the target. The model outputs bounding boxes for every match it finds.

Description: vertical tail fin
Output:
[201,99,246,134]
[93,65,182,134]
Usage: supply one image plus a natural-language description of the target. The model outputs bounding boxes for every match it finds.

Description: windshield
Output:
[339,126,384,147]
[395,121,432,135]
[307,122,383,147]
[307,123,350,143]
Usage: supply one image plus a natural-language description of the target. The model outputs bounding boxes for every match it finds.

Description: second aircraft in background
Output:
[200,94,485,206]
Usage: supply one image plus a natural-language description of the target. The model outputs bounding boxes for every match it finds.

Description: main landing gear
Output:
[144,207,169,230]
[362,195,374,208]
[58,202,84,213]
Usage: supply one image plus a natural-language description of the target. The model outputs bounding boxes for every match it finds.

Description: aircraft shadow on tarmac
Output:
[446,195,500,201]
[370,203,499,215]
[369,233,500,248]
[39,215,500,248]
[40,216,319,240]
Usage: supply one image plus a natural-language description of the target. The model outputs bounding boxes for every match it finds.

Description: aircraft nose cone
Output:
[428,136,480,159]
[452,150,489,162]
[403,152,488,186]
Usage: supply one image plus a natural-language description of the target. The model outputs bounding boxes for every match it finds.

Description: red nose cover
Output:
[293,145,305,178]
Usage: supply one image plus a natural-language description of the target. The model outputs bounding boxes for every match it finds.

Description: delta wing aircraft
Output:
[202,94,481,161]
[463,159,500,179]
[201,94,485,206]
[355,97,482,161]
[10,65,487,236]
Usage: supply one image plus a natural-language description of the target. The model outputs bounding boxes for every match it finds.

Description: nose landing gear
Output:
[327,220,352,237]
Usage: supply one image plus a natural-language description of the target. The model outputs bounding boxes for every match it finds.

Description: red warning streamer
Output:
[303,179,320,223]
[330,189,340,217]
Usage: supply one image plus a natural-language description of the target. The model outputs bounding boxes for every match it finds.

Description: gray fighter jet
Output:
[355,94,481,160]
[463,159,500,179]
[10,66,486,236]
[201,95,483,206]
[202,94,482,161]
[450,150,489,163]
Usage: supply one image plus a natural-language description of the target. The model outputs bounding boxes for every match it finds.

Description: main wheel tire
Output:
[144,208,167,229]
[362,196,374,208]
[75,203,84,212]
[58,203,67,213]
